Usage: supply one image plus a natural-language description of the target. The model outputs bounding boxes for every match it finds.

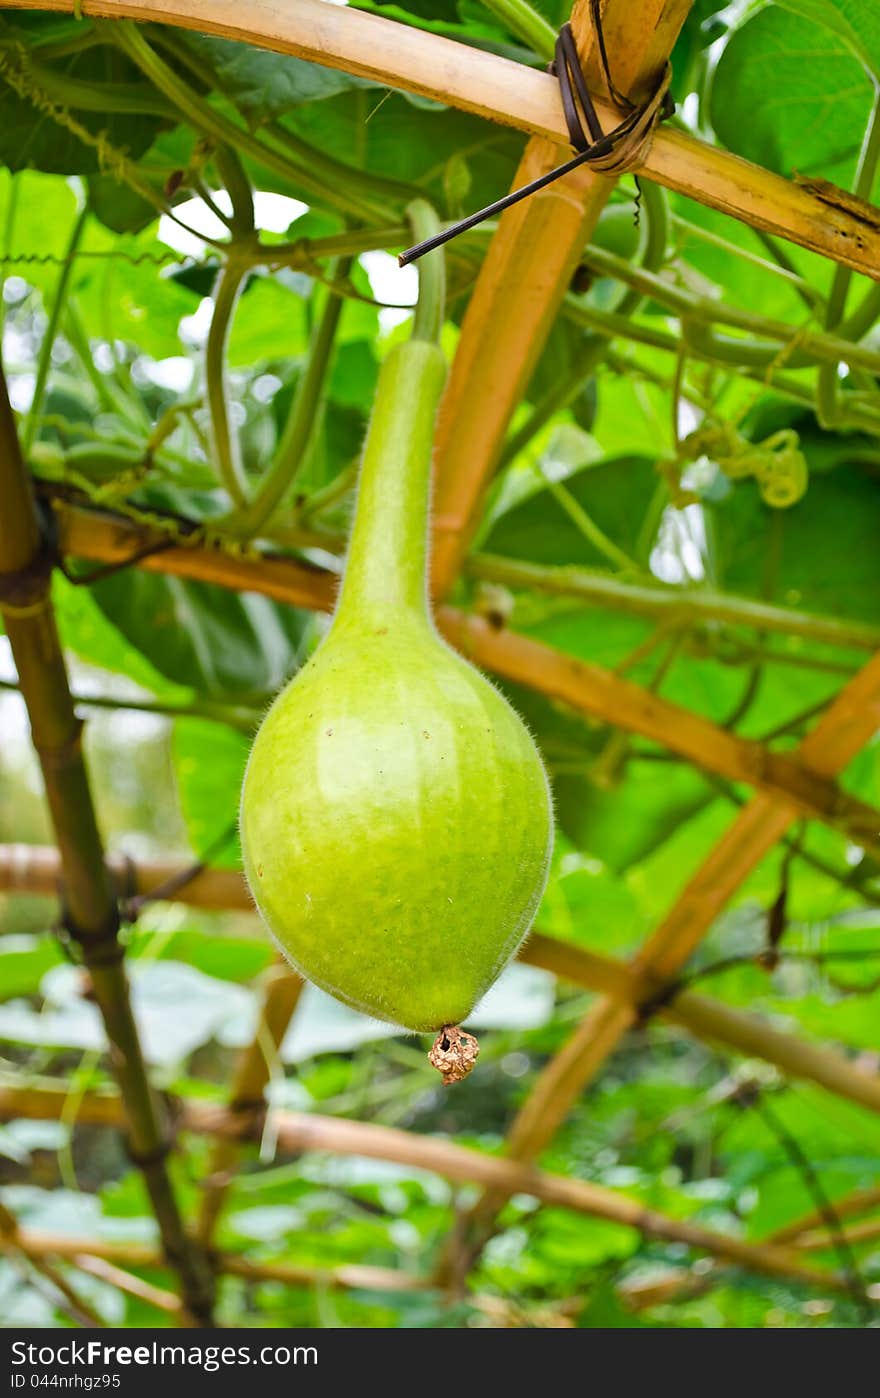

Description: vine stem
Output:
[22,201,88,454]
[226,259,352,539]
[466,550,880,652]
[205,257,251,507]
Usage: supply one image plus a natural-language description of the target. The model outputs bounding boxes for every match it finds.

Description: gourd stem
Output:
[407,200,445,346]
[334,203,446,621]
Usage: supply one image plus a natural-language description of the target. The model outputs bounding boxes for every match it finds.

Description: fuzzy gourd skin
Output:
[240,339,554,1033]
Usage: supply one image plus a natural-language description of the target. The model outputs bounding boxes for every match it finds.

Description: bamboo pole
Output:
[0,371,215,1325]
[2,0,878,282]
[196,963,305,1244]
[0,1084,847,1293]
[4,846,879,1115]
[440,612,880,854]
[0,842,248,910]
[796,1215,880,1251]
[47,500,880,848]
[428,0,693,594]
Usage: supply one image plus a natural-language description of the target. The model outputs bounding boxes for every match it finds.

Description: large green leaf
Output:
[710,7,873,178]
[483,455,657,567]
[90,570,312,700]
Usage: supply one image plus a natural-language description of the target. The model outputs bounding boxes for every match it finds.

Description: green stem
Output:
[227,260,351,538]
[24,60,177,117]
[296,461,359,523]
[537,473,641,574]
[335,339,447,622]
[407,200,445,344]
[247,225,411,269]
[580,243,880,375]
[265,120,416,214]
[816,89,880,429]
[63,299,134,423]
[205,258,251,507]
[501,354,602,467]
[839,281,880,343]
[22,202,88,454]
[0,678,257,731]
[478,0,556,59]
[21,26,99,57]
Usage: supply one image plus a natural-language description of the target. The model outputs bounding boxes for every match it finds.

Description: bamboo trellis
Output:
[0,0,878,1327]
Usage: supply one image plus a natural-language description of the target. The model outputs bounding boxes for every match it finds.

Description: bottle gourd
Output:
[240,322,554,1082]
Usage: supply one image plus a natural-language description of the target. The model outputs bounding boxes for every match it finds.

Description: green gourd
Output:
[240,324,554,1081]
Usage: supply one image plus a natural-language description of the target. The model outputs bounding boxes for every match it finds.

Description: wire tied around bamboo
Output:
[551,19,672,176]
[399,2,673,265]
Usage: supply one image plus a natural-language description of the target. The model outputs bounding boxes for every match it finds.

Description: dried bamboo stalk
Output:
[0,1084,846,1292]
[796,1215,880,1251]
[0,1203,105,1327]
[71,1255,188,1319]
[11,1227,424,1297]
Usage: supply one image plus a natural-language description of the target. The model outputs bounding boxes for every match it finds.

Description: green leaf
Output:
[710,7,873,178]
[774,0,880,80]
[173,718,249,865]
[55,574,181,695]
[0,35,169,176]
[90,570,312,699]
[176,32,382,122]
